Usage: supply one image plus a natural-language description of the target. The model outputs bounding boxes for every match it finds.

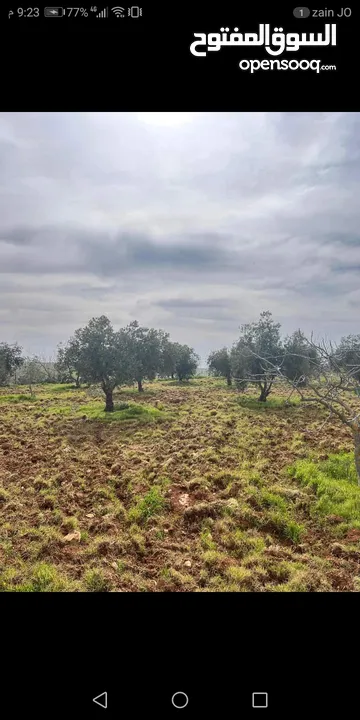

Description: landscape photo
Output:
[0,111,359,592]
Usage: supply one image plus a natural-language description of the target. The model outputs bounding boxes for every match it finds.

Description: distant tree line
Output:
[1,311,359,408]
[207,311,319,400]
[0,318,200,412]
[0,342,24,385]
[206,311,360,401]
[54,318,200,410]
[207,311,360,483]
[1,310,360,482]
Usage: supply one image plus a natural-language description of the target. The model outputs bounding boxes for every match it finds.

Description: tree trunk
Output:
[104,389,114,412]
[75,373,81,388]
[226,374,232,386]
[354,429,360,485]
[137,379,144,392]
[171,373,174,379]
[258,383,267,402]
[258,380,273,402]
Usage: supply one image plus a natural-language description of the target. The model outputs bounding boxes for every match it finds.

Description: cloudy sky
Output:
[0,111,359,361]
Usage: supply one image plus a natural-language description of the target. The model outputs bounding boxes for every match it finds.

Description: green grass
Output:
[288,452,360,526]
[116,386,158,397]
[30,563,64,591]
[200,528,217,550]
[220,528,266,558]
[76,401,171,423]
[264,509,305,543]
[225,565,252,584]
[0,393,36,403]
[260,490,289,512]
[0,563,71,592]
[234,395,300,411]
[47,405,72,416]
[128,486,167,523]
[84,568,112,592]
[166,380,197,386]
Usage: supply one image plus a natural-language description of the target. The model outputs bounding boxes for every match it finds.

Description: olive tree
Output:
[158,338,178,379]
[207,347,232,386]
[248,336,360,484]
[332,335,360,384]
[67,316,133,412]
[173,343,199,382]
[0,342,24,385]
[282,329,318,386]
[230,311,283,401]
[55,337,83,387]
[124,321,164,392]
[17,357,45,395]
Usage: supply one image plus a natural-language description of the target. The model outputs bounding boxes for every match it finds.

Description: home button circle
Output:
[171,692,189,709]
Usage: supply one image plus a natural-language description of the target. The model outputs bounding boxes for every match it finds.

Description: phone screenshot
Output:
[0,3,359,716]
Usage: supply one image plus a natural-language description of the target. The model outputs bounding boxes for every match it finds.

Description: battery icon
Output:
[44,7,64,16]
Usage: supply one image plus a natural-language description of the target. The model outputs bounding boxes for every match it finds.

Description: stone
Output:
[63,531,81,543]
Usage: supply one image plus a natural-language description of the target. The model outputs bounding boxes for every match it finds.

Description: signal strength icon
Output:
[96,6,108,16]
[111,6,125,16]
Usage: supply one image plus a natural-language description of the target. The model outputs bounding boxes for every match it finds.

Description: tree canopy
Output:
[173,343,199,382]
[332,334,360,384]
[207,347,232,385]
[282,329,318,385]
[64,316,133,411]
[55,337,83,387]
[231,311,283,401]
[124,321,164,392]
[0,342,24,385]
[158,337,178,379]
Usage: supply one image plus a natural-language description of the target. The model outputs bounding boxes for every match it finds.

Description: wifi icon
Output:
[111,6,125,15]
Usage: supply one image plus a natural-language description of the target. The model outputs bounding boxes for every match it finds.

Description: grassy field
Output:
[0,377,359,592]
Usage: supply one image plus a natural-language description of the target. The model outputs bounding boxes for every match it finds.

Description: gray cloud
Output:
[157,298,232,310]
[0,111,359,360]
